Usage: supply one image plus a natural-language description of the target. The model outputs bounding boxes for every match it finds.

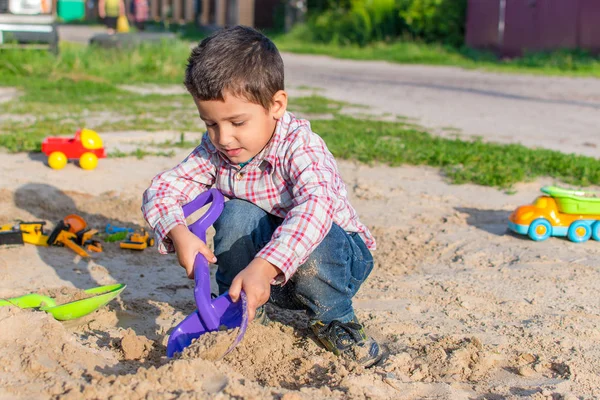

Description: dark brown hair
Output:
[184,25,284,109]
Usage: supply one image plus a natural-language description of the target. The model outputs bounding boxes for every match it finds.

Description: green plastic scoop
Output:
[541,186,600,215]
[0,284,126,321]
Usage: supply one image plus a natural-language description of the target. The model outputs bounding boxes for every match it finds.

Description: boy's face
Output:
[195,90,287,165]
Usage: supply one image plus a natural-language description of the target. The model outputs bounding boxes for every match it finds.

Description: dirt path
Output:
[283,53,600,158]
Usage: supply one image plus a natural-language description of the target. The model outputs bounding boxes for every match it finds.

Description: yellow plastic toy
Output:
[0,222,49,246]
[509,186,600,243]
[120,229,155,251]
[42,129,106,170]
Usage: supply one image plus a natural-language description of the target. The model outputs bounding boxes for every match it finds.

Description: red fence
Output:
[466,0,600,56]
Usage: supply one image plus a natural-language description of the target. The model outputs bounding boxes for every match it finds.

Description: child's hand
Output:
[229,258,280,321]
[168,225,216,279]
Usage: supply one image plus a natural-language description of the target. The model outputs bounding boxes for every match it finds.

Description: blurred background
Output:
[2,0,600,59]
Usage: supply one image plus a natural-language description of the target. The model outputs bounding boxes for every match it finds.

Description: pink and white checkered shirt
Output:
[142,111,375,283]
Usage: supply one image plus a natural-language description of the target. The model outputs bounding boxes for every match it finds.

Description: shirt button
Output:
[236,172,244,180]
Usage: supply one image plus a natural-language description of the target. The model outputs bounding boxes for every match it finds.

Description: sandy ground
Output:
[1,135,600,399]
[2,42,600,397]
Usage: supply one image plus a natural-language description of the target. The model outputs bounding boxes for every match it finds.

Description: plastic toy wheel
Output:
[79,152,99,170]
[592,221,600,241]
[567,221,592,243]
[147,238,155,247]
[48,152,68,170]
[527,218,552,241]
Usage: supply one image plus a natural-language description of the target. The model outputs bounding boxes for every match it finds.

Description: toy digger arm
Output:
[58,231,90,258]
[47,220,90,258]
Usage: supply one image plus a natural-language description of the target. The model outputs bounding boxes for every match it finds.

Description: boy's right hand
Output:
[168,225,217,279]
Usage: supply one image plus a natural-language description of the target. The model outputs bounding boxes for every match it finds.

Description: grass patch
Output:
[288,95,355,115]
[108,148,175,159]
[152,133,199,149]
[314,116,600,188]
[272,25,600,78]
[0,117,82,152]
[1,43,598,187]
[0,41,190,85]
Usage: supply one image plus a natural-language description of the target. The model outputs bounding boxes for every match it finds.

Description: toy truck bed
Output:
[541,186,600,215]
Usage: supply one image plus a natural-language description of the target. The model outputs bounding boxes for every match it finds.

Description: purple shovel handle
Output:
[182,189,224,331]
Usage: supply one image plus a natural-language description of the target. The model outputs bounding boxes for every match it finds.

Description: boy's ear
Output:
[270,90,288,119]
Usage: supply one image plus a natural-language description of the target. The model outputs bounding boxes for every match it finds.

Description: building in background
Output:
[142,0,282,29]
[466,0,600,56]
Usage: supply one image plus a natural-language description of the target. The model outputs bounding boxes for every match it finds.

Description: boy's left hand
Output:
[228,258,280,322]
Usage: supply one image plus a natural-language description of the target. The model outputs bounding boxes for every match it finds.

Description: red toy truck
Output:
[41,129,106,170]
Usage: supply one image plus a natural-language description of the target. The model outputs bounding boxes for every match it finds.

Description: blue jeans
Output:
[213,199,374,324]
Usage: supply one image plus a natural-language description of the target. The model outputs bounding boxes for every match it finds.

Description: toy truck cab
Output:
[509,190,600,243]
[41,128,107,170]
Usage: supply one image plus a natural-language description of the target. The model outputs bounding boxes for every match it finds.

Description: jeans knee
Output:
[292,224,352,297]
[214,199,264,232]
[291,226,372,311]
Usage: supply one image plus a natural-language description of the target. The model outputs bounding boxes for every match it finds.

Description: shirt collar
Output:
[257,113,288,171]
[202,111,294,173]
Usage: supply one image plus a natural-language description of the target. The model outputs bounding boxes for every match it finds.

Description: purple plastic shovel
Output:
[167,189,249,358]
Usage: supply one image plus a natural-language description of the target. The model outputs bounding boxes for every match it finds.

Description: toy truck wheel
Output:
[527,218,552,241]
[48,152,68,170]
[79,152,99,170]
[147,238,155,247]
[567,221,592,243]
[592,221,600,241]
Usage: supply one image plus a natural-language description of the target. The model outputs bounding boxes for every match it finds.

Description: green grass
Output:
[0,42,201,151]
[0,41,189,85]
[272,25,600,78]
[1,43,599,188]
[151,133,200,149]
[313,117,600,188]
[108,148,176,159]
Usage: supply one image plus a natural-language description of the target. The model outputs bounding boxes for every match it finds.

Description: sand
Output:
[1,142,599,399]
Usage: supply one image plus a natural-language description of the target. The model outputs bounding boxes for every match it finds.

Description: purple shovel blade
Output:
[219,290,249,359]
[166,189,249,358]
[167,291,249,358]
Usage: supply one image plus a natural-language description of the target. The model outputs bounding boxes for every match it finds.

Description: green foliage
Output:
[307,0,400,46]
[305,0,466,46]
[397,0,467,47]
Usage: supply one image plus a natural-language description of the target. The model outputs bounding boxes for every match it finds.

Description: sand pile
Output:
[1,159,599,399]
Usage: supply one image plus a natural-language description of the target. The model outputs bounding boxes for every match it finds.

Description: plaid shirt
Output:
[142,111,375,283]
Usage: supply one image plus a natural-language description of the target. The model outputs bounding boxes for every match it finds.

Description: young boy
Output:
[142,26,383,367]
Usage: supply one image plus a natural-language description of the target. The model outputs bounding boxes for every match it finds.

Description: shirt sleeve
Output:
[256,130,336,284]
[142,141,216,253]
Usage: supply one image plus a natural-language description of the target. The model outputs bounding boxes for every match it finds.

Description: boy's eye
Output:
[232,121,245,127]
[205,122,217,127]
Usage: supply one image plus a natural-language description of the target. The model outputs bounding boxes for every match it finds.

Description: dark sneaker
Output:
[310,318,384,368]
[253,306,271,326]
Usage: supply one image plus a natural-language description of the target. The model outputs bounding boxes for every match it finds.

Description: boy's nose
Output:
[217,127,235,146]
